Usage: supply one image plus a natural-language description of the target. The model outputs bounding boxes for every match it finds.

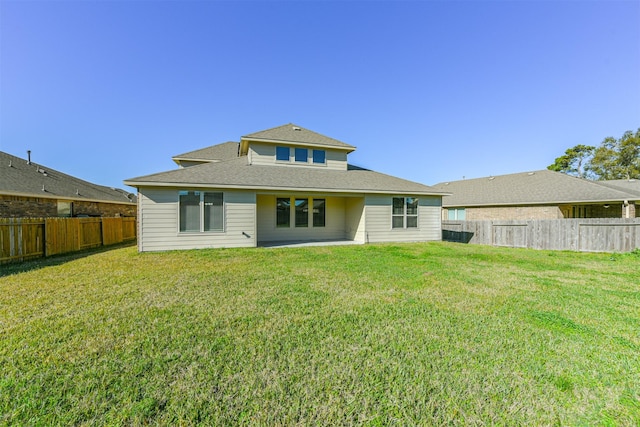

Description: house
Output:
[124,124,448,252]
[432,170,639,221]
[1,150,137,218]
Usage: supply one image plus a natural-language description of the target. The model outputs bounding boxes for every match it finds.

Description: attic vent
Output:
[528,172,535,175]
[292,126,301,131]
[488,176,495,180]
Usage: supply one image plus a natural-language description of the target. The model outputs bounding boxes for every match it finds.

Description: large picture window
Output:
[179,191,223,232]
[392,197,418,229]
[276,198,291,227]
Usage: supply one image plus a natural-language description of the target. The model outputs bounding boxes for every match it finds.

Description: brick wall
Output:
[0,195,57,217]
[0,195,136,218]
[465,205,562,220]
[444,203,637,220]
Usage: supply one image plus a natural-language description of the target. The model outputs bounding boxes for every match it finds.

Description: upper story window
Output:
[295,148,308,163]
[276,146,290,161]
[312,149,326,164]
[392,197,418,228]
[275,146,327,166]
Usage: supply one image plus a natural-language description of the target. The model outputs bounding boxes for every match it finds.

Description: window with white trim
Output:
[392,197,418,228]
[179,191,223,232]
[276,198,290,227]
[295,198,309,227]
[312,149,326,164]
[295,148,308,163]
[447,208,466,220]
[276,146,290,161]
[313,199,325,227]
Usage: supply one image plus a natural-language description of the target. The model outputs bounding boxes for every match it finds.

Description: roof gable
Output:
[0,151,136,204]
[241,124,356,151]
[432,170,640,207]
[172,142,239,164]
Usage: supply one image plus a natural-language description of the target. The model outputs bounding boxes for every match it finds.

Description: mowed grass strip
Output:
[1,243,638,425]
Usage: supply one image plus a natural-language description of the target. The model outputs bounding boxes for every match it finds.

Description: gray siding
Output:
[138,187,256,252]
[345,197,366,242]
[364,195,442,243]
[248,142,348,170]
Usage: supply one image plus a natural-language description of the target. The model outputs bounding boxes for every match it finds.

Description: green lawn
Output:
[1,242,639,425]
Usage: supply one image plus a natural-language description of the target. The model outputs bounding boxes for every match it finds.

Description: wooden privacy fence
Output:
[1,217,136,264]
[442,219,640,253]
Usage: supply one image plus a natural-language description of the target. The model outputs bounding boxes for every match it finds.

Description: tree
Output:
[548,129,640,180]
[547,144,595,178]
[587,129,640,180]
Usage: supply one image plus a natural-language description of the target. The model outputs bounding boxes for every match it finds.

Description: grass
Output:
[1,242,639,426]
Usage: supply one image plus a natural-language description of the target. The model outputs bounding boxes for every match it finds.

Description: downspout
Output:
[624,200,629,219]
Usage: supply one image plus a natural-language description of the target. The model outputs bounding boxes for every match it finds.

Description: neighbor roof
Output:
[597,179,640,195]
[172,141,239,164]
[241,123,356,151]
[125,156,447,196]
[432,170,640,207]
[0,151,136,204]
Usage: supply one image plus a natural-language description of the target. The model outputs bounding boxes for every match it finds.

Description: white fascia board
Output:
[1,190,136,205]
[240,137,356,152]
[124,181,445,196]
[443,199,632,208]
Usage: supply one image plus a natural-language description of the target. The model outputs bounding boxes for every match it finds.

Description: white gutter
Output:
[123,180,450,197]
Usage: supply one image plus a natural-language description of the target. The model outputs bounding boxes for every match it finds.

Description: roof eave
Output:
[0,190,137,205]
[240,137,356,153]
[443,198,636,208]
[123,180,444,196]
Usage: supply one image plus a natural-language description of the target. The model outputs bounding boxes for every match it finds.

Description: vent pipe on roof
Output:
[27,150,32,165]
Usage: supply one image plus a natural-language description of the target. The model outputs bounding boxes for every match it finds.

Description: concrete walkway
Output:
[258,239,362,248]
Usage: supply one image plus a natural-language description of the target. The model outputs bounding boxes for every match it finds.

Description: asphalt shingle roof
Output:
[0,151,136,204]
[432,170,640,207]
[242,124,356,150]
[597,179,640,195]
[172,142,239,162]
[125,157,446,196]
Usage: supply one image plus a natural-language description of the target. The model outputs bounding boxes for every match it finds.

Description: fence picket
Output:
[1,217,136,264]
[443,219,640,253]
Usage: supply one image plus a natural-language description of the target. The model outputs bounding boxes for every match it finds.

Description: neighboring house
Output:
[124,123,447,252]
[432,170,639,221]
[0,150,137,218]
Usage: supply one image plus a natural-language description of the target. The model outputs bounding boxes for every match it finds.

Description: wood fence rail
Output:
[442,218,640,253]
[1,217,136,264]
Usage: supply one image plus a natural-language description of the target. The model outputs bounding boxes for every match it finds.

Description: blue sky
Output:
[1,0,638,191]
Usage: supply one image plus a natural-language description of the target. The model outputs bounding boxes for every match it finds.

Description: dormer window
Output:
[295,148,308,163]
[312,149,326,164]
[276,146,290,161]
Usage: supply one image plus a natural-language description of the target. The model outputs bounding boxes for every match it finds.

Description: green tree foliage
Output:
[587,129,640,180]
[548,129,640,180]
[547,144,595,178]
